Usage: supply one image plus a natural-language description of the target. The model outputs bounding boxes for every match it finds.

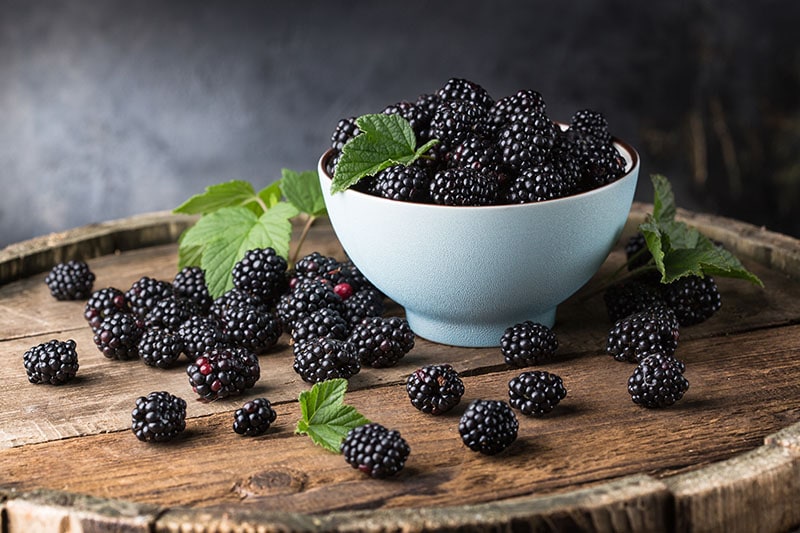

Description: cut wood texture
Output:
[1,203,799,532]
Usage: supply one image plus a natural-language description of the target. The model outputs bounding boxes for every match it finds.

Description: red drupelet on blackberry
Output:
[186,346,260,401]
[341,423,410,479]
[348,316,415,368]
[84,287,132,332]
[406,364,465,415]
[44,260,95,300]
[93,312,145,360]
[131,391,187,442]
[23,339,79,385]
[125,276,175,318]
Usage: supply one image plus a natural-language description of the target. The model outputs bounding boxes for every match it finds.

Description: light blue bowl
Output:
[318,139,639,347]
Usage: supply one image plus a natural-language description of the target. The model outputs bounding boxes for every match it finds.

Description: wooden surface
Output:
[1,203,799,532]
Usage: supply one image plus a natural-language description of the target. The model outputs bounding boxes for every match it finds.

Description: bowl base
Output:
[404,308,557,348]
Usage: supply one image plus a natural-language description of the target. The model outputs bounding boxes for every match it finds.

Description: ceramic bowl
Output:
[318,139,640,347]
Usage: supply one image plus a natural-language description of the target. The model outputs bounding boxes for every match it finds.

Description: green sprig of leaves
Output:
[331,113,439,194]
[295,378,370,453]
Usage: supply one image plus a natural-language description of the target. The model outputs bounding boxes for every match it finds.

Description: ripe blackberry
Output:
[606,306,680,363]
[348,316,415,368]
[625,232,653,271]
[93,312,145,360]
[84,287,132,332]
[382,100,432,140]
[23,339,79,385]
[436,77,494,109]
[339,260,375,293]
[497,112,558,172]
[628,352,689,408]
[331,116,360,151]
[138,327,185,369]
[661,275,722,327]
[448,136,504,176]
[500,321,558,368]
[488,89,546,136]
[430,99,491,147]
[187,346,260,401]
[178,315,229,359]
[125,276,174,318]
[292,337,360,384]
[221,305,282,354]
[291,308,349,344]
[429,167,498,206]
[173,266,213,314]
[231,247,289,307]
[371,164,431,203]
[210,288,269,321]
[44,260,95,300]
[415,92,441,117]
[508,370,567,417]
[603,278,665,323]
[570,109,612,145]
[145,296,201,331]
[578,140,626,189]
[458,399,518,455]
[343,288,385,327]
[341,423,410,479]
[292,252,341,285]
[276,278,345,329]
[233,398,277,437]
[131,391,187,442]
[503,163,566,203]
[406,364,465,415]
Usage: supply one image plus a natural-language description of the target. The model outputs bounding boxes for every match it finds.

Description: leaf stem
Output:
[253,195,269,215]
[291,215,317,266]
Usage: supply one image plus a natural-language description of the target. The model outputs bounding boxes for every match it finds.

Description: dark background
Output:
[1,0,798,248]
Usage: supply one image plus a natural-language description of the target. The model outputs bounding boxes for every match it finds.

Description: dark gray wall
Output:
[1,0,798,247]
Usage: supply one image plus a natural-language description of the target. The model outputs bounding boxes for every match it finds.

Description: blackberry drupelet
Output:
[330,116,360,151]
[233,398,277,436]
[503,163,566,203]
[508,370,567,416]
[606,306,680,363]
[84,287,132,332]
[187,346,260,401]
[210,288,269,321]
[628,352,689,408]
[173,266,213,314]
[661,275,722,327]
[569,109,612,145]
[430,99,491,147]
[496,112,558,172]
[341,423,410,479]
[371,164,431,203]
[436,77,494,109]
[292,337,360,383]
[125,276,174,318]
[221,305,282,354]
[178,315,229,359]
[276,278,345,329]
[138,327,185,368]
[448,136,504,176]
[93,312,145,360]
[415,92,441,117]
[44,260,95,300]
[429,167,498,206]
[131,391,187,442]
[291,252,341,286]
[488,89,546,136]
[291,308,349,344]
[500,321,558,368]
[144,296,201,331]
[603,278,665,323]
[23,339,79,385]
[231,247,288,306]
[458,399,518,455]
[406,364,465,415]
[348,316,415,368]
[343,288,385,327]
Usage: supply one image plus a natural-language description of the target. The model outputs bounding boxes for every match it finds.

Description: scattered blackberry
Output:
[276,278,345,328]
[231,247,289,307]
[578,140,626,189]
[371,164,431,203]
[44,260,95,300]
[131,391,187,442]
[382,100,432,140]
[503,163,566,203]
[570,109,612,145]
[186,346,260,401]
[458,399,519,455]
[628,352,689,408]
[233,398,277,437]
[448,136,504,177]
[144,296,201,331]
[488,89,546,136]
[430,99,491,147]
[292,252,341,285]
[178,315,229,359]
[23,339,79,385]
[339,260,374,293]
[624,232,653,271]
[292,337,360,384]
[341,423,410,479]
[429,167,498,206]
[138,327,185,368]
[291,308,349,344]
[93,312,145,360]
[497,112,558,172]
[661,275,722,327]
[173,266,213,314]
[500,321,558,368]
[606,306,680,363]
[406,364,465,415]
[436,77,494,109]
[125,276,174,318]
[508,370,567,416]
[84,287,132,332]
[210,288,269,321]
[348,316,415,368]
[603,278,665,323]
[343,288,385,327]
[221,305,282,354]
[331,116,360,151]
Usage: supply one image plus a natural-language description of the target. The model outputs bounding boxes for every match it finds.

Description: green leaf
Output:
[295,378,370,454]
[280,168,327,217]
[173,180,258,215]
[258,181,283,210]
[650,174,676,223]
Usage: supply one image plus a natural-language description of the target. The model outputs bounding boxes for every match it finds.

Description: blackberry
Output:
[178,315,229,359]
[276,278,345,328]
[497,112,558,172]
[503,163,566,203]
[231,247,289,306]
[173,266,213,314]
[415,92,441,118]
[233,398,277,437]
[84,287,132,332]
[371,164,431,203]
[661,275,722,327]
[448,136,504,176]
[292,252,341,285]
[23,339,79,385]
[458,399,518,455]
[500,321,558,368]
[93,312,145,360]
[343,288,385,327]
[210,288,269,321]
[382,100,432,140]
[606,307,680,363]
[131,391,187,442]
[292,337,360,384]
[348,316,415,368]
[44,260,95,300]
[221,305,282,354]
[429,167,498,206]
[291,308,349,344]
[145,296,201,331]
[339,260,374,293]
[603,278,665,323]
[436,77,494,109]
[508,371,567,416]
[570,109,613,146]
[331,116,360,151]
[488,89,546,136]
[187,346,260,401]
[406,364,465,415]
[125,276,174,318]
[578,140,626,189]
[138,327,185,369]
[625,232,653,271]
[341,423,410,479]
[628,352,689,408]
[430,99,491,147]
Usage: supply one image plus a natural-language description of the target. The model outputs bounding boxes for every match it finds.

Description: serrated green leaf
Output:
[177,244,204,269]
[651,174,676,223]
[280,168,327,217]
[173,180,258,215]
[295,378,370,454]
[356,113,416,154]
